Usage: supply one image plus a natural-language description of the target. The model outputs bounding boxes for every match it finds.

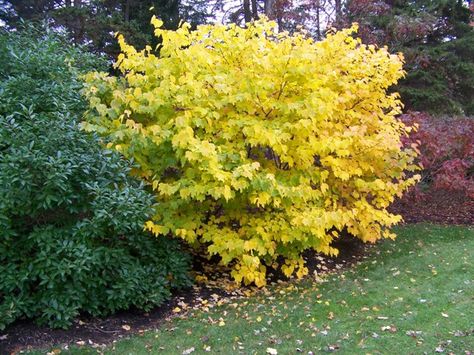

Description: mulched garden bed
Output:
[390,190,474,225]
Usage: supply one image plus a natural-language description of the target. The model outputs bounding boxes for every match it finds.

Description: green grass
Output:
[37,224,474,354]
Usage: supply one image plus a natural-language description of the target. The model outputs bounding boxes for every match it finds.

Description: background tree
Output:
[0,1,348,54]
[0,0,215,57]
[339,0,474,115]
[220,0,342,36]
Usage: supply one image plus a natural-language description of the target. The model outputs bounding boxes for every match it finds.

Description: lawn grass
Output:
[36,224,474,354]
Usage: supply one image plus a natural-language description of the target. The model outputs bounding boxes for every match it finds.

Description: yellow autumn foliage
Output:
[82,18,419,287]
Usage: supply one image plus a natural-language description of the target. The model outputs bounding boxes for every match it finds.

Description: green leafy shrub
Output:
[0,26,191,329]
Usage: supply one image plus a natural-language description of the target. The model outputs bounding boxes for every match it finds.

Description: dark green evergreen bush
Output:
[0,26,191,329]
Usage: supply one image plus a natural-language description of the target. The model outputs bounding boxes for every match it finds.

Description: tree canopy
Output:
[1,0,472,111]
[0,0,214,56]
[339,0,474,115]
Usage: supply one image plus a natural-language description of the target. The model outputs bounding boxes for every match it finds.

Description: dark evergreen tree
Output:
[0,0,214,57]
[340,0,474,115]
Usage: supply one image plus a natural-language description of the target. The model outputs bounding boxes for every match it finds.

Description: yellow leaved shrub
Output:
[82,18,419,287]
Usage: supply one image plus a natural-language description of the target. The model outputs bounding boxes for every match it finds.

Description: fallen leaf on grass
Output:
[381,325,397,333]
[266,348,278,355]
[406,330,423,337]
[327,344,340,351]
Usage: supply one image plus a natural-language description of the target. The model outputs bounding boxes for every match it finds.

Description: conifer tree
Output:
[341,0,474,115]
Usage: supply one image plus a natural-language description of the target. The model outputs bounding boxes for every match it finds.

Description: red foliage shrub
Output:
[401,112,474,199]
